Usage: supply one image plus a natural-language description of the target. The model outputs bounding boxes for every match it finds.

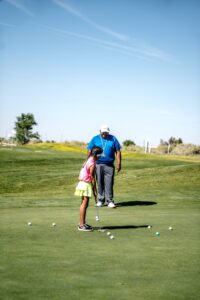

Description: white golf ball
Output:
[168,226,173,230]
[98,229,105,232]
[95,216,99,221]
[147,225,152,229]
[110,235,114,239]
[52,222,56,226]
[155,231,160,236]
[107,232,111,236]
[28,222,32,226]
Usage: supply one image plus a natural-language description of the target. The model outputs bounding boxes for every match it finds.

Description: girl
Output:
[74,147,103,231]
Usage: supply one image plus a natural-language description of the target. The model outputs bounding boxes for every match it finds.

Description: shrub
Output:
[123,140,136,147]
[122,145,143,152]
[171,144,200,155]
[154,144,168,154]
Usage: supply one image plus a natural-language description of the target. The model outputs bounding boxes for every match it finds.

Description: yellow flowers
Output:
[26,142,87,154]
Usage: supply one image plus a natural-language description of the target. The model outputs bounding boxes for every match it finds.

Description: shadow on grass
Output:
[98,225,149,230]
[116,200,157,207]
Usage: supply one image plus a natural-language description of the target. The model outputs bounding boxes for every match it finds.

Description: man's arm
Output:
[116,150,121,172]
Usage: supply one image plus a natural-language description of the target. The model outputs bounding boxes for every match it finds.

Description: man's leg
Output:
[96,164,105,205]
[104,165,115,204]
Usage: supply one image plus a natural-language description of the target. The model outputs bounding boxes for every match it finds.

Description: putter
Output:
[95,205,105,232]
[95,205,100,222]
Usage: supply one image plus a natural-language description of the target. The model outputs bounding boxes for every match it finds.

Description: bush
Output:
[155,144,169,154]
[65,140,87,147]
[123,140,136,147]
[171,144,200,155]
[122,145,143,152]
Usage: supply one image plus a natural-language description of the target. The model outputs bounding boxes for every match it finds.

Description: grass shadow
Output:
[116,200,157,207]
[95,225,149,230]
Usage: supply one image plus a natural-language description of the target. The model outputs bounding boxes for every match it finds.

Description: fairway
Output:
[0,145,200,300]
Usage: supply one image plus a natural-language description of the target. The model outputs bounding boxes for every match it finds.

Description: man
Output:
[87,125,121,208]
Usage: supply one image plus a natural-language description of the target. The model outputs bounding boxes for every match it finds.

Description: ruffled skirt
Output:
[74,181,92,197]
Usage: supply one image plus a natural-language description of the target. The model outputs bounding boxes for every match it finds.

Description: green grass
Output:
[0,145,200,300]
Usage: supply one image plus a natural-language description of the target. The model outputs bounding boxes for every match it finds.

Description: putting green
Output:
[0,146,200,300]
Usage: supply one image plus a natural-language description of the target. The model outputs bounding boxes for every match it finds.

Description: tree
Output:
[168,137,183,146]
[14,113,40,145]
[160,139,168,146]
[123,139,136,147]
[159,137,183,146]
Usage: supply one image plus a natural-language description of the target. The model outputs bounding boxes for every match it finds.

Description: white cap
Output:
[100,124,110,133]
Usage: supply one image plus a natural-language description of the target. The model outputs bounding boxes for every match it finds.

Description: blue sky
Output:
[0,0,199,146]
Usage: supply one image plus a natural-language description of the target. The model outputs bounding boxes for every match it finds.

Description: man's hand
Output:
[116,163,121,172]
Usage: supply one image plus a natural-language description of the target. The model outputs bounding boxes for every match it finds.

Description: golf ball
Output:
[148,225,152,229]
[28,222,32,226]
[98,229,105,232]
[107,232,111,236]
[52,222,56,226]
[168,226,173,230]
[95,216,99,221]
[155,231,160,236]
[110,235,114,239]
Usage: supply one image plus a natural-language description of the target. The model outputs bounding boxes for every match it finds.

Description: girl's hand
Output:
[93,191,97,202]
[94,194,97,203]
[92,186,97,200]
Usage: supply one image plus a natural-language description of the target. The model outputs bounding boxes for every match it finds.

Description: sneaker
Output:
[108,202,116,208]
[85,224,93,229]
[78,224,93,232]
[96,201,103,207]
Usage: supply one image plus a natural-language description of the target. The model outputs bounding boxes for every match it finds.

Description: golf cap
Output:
[100,124,110,133]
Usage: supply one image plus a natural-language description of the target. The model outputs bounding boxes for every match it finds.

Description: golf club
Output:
[95,204,100,222]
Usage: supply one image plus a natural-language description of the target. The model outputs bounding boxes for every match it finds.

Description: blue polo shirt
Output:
[87,134,121,165]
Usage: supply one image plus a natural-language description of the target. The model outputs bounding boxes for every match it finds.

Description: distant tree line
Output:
[1,113,199,155]
[121,136,200,155]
